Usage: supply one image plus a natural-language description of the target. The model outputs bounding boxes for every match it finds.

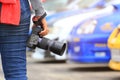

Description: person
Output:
[0,0,48,80]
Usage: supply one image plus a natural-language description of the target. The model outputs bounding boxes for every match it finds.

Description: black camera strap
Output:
[33,12,47,26]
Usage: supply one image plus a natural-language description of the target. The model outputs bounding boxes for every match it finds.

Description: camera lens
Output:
[49,41,66,56]
[37,37,66,56]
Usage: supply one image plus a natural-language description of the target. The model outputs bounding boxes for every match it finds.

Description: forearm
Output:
[30,0,46,16]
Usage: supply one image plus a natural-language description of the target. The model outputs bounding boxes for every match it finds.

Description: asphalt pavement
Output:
[26,58,120,80]
[0,52,120,80]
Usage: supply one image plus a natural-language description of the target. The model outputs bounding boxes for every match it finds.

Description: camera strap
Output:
[33,12,47,26]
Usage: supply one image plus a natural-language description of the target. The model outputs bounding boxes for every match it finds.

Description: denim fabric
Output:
[0,0,31,80]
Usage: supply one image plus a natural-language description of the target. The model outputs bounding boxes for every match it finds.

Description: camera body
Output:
[27,25,66,56]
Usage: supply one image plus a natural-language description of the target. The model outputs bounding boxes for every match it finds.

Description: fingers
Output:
[39,18,49,36]
[39,28,49,36]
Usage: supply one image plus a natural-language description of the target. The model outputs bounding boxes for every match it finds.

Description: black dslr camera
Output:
[27,13,66,56]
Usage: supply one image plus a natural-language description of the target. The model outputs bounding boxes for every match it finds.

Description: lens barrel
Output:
[37,37,66,56]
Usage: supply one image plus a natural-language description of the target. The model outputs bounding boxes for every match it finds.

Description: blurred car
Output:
[108,25,120,70]
[67,4,120,63]
[31,0,115,61]
[42,5,115,60]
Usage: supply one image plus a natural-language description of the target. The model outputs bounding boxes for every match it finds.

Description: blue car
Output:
[67,4,120,63]
[31,0,108,61]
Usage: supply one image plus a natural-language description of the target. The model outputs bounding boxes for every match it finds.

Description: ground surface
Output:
[0,52,120,80]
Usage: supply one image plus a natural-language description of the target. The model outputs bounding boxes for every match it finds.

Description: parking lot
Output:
[0,52,119,80]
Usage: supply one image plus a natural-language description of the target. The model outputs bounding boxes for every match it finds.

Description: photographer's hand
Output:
[40,18,49,36]
[32,16,49,36]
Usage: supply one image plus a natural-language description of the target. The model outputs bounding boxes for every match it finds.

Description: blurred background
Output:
[1,0,120,80]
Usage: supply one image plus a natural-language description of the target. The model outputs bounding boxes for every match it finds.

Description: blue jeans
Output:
[0,0,31,80]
